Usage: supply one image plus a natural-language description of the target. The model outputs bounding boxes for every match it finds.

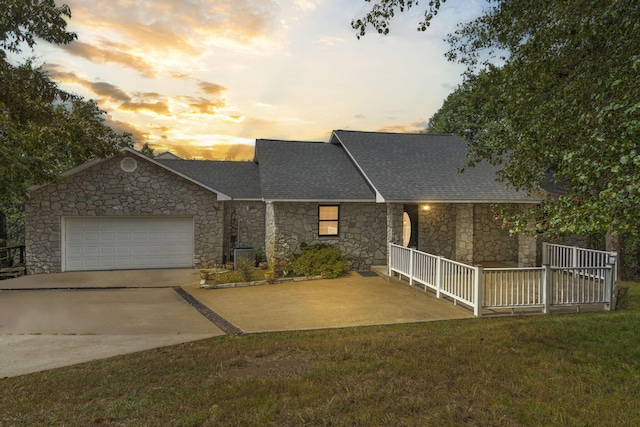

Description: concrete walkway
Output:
[0,269,472,377]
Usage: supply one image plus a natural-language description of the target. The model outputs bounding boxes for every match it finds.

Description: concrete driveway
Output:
[0,269,471,377]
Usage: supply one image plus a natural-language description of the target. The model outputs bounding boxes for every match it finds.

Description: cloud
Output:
[314,36,345,47]
[88,82,132,103]
[376,120,428,133]
[46,64,232,117]
[292,0,317,11]
[178,96,227,114]
[63,0,282,76]
[105,117,150,143]
[198,81,227,96]
[120,101,171,115]
[60,40,157,78]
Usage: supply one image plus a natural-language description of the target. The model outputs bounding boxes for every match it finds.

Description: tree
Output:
[425,67,504,147]
[354,1,640,241]
[0,0,133,246]
[139,142,155,158]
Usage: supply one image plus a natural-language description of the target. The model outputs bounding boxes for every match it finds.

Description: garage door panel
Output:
[65,217,194,271]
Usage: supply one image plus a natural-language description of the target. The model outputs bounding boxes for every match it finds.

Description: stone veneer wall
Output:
[386,203,404,246]
[25,154,223,273]
[268,202,388,270]
[418,203,456,259]
[223,201,266,263]
[416,203,529,265]
[455,204,475,264]
[473,204,518,263]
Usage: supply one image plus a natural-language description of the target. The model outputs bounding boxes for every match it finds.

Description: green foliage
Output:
[139,142,155,158]
[0,1,133,204]
[0,0,77,54]
[0,197,24,246]
[290,243,346,279]
[359,0,640,238]
[426,67,505,147]
[254,246,267,264]
[236,257,254,282]
[351,0,447,37]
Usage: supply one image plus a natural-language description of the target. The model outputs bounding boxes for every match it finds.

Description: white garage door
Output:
[64,217,194,271]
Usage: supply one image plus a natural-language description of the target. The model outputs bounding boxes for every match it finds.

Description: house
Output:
[25,130,540,274]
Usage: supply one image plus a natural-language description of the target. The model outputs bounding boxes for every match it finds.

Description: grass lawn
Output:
[2,283,640,426]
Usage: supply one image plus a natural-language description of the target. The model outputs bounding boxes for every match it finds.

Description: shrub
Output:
[290,243,346,279]
[236,257,254,282]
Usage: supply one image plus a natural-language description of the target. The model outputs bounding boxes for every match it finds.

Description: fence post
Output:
[543,264,551,314]
[388,242,392,279]
[604,265,613,311]
[408,247,414,287]
[542,242,548,265]
[435,256,442,298]
[474,265,483,317]
[572,246,578,268]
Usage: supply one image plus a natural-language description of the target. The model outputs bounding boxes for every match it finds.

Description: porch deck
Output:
[371,263,612,317]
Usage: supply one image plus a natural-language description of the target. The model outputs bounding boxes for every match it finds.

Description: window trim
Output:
[318,205,340,237]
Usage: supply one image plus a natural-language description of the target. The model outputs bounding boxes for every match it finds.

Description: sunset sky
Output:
[33,0,485,160]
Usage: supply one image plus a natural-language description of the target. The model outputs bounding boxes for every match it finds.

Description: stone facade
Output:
[418,203,457,259]
[455,204,475,264]
[268,202,388,270]
[25,154,223,273]
[473,204,518,263]
[25,151,540,275]
[223,201,266,263]
[386,203,404,246]
[415,203,532,265]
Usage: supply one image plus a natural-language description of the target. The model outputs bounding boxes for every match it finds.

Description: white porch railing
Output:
[542,242,617,281]
[388,244,482,316]
[388,243,617,317]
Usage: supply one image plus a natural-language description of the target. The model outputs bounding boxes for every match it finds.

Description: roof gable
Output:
[255,139,375,201]
[331,130,538,203]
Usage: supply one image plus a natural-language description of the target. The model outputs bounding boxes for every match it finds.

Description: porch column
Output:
[455,203,474,264]
[264,201,277,269]
[386,203,403,245]
[518,204,538,266]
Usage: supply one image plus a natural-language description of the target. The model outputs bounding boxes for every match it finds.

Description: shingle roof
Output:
[331,130,538,203]
[254,139,375,201]
[156,159,261,200]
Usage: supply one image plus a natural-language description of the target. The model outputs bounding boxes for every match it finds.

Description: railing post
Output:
[572,246,578,268]
[604,265,613,311]
[435,256,442,299]
[543,264,552,314]
[408,247,414,287]
[388,242,392,279]
[474,265,483,317]
[542,242,548,265]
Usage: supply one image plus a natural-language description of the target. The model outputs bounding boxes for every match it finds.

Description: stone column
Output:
[386,203,403,245]
[518,233,538,267]
[518,204,538,267]
[455,203,474,264]
[264,201,277,269]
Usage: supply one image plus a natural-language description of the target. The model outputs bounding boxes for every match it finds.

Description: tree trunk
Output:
[0,209,7,268]
[0,209,7,248]
[605,233,621,279]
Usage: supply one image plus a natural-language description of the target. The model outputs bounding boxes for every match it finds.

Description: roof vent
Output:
[120,157,138,172]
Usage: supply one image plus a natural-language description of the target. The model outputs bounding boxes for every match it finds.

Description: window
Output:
[319,205,339,236]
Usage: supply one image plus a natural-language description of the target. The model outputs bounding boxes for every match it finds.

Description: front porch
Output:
[375,243,618,317]
[397,202,538,268]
